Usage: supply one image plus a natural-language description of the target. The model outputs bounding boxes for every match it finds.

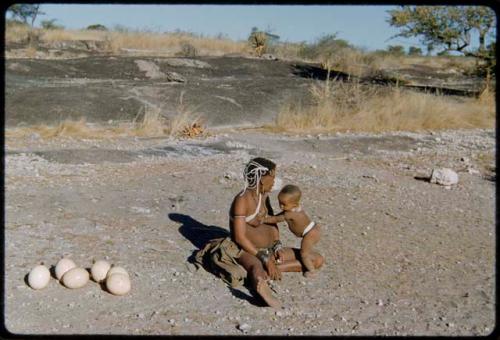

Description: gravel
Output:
[4,128,495,336]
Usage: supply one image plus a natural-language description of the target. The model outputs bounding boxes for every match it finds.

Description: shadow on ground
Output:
[292,63,351,81]
[169,213,263,306]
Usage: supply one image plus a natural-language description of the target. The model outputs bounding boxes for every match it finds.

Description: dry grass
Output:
[273,80,495,133]
[6,24,250,56]
[5,118,102,139]
[5,22,31,43]
[41,29,108,42]
[5,95,206,140]
[108,31,250,56]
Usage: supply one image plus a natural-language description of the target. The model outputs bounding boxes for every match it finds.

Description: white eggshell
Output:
[62,267,89,289]
[91,260,111,282]
[106,273,131,296]
[55,258,77,281]
[28,265,50,290]
[106,266,129,278]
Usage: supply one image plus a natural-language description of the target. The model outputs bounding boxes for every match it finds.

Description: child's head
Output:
[278,184,301,211]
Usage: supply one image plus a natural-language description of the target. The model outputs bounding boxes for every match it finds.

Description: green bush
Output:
[41,19,64,30]
[86,24,108,31]
[297,34,353,60]
[386,45,406,56]
[408,46,422,56]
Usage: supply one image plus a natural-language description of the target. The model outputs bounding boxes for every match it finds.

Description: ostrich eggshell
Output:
[91,260,111,282]
[106,273,131,296]
[55,258,77,281]
[28,265,50,290]
[62,267,89,289]
[106,266,129,278]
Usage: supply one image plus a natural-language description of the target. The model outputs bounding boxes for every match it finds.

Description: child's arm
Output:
[262,211,285,224]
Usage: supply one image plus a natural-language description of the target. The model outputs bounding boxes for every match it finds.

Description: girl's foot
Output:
[256,277,281,308]
[303,270,317,278]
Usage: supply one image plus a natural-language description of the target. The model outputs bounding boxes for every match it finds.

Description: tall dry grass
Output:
[6,23,250,56]
[6,94,205,140]
[41,28,107,42]
[108,31,250,55]
[274,80,495,133]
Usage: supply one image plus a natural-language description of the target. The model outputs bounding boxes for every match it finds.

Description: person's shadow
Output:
[168,213,266,306]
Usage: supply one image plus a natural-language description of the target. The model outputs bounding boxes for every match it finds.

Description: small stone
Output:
[168,319,175,324]
[377,299,384,306]
[237,323,251,332]
[275,311,284,317]
[430,168,459,186]
[137,313,145,319]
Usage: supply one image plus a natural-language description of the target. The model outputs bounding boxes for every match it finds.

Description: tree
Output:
[7,4,44,27]
[41,19,63,30]
[387,5,495,62]
[408,46,423,56]
[86,24,108,31]
[387,45,406,56]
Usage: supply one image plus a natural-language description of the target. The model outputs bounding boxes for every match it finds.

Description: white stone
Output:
[238,323,251,332]
[430,168,458,186]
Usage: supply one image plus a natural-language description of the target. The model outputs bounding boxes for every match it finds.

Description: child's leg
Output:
[300,227,320,276]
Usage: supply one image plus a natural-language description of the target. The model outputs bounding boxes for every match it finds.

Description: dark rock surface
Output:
[5,54,490,128]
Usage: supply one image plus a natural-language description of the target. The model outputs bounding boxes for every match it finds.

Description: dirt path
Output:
[4,128,495,335]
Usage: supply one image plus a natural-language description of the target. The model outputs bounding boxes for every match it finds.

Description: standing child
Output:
[263,184,321,278]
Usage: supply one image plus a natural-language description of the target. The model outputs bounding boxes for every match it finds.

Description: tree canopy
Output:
[7,4,44,27]
[387,6,496,61]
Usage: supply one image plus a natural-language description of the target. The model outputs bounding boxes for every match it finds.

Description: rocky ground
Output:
[5,43,488,128]
[4,127,495,336]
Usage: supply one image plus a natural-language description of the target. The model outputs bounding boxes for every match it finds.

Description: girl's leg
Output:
[277,247,325,273]
[301,232,320,277]
[237,252,281,308]
[276,247,303,272]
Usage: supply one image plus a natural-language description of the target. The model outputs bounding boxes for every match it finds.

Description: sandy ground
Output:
[4,128,495,336]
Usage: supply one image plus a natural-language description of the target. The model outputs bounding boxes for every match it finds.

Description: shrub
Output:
[86,24,108,31]
[176,42,197,57]
[386,45,406,56]
[41,19,64,30]
[408,46,422,56]
[248,29,267,56]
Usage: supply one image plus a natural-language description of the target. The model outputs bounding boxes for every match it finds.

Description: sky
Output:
[7,4,455,51]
